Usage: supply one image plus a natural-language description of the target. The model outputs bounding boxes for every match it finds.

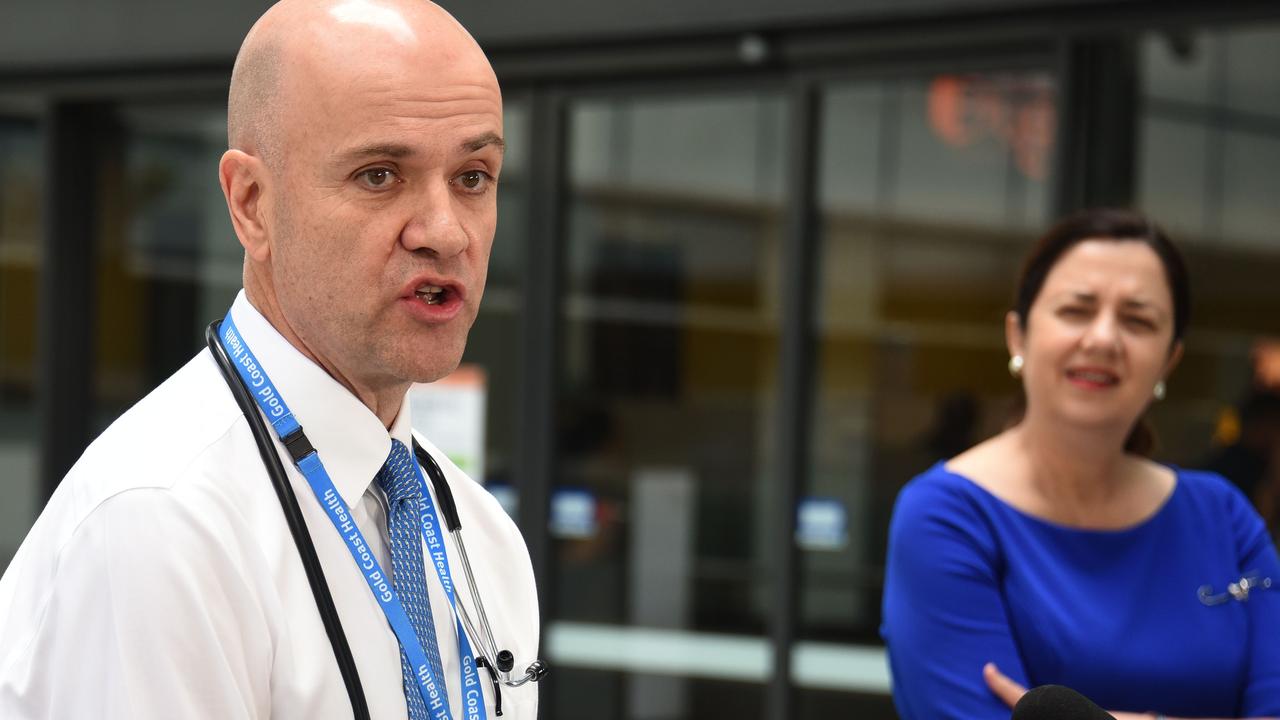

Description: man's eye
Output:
[356,167,399,189]
[452,170,493,192]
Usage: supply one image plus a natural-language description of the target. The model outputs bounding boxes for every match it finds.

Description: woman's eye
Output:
[357,167,399,189]
[1125,316,1156,331]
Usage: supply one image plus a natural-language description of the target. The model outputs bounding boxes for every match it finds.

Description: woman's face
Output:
[1008,238,1183,435]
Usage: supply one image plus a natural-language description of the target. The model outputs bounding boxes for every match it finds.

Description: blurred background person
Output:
[924,391,982,463]
[881,208,1280,719]
[1205,390,1280,531]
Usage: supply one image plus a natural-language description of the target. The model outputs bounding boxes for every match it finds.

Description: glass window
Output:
[1143,31,1214,107]
[1137,24,1280,495]
[1223,29,1280,118]
[1222,130,1280,248]
[438,100,529,507]
[91,103,240,430]
[800,69,1058,710]
[0,111,44,573]
[548,91,788,718]
[1138,116,1209,236]
[1139,26,1280,250]
[890,75,1053,228]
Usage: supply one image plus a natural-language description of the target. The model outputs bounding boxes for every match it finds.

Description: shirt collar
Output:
[229,290,414,508]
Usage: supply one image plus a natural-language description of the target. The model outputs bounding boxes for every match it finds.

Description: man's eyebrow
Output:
[462,132,505,153]
[334,143,417,163]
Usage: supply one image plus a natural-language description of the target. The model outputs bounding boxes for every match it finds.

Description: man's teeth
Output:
[415,285,446,305]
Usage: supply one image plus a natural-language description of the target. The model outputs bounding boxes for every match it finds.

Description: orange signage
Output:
[928,74,1056,181]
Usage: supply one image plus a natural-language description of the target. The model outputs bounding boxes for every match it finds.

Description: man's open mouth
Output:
[415,284,448,305]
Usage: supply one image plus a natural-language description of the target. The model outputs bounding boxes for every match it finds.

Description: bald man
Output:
[0,1,540,718]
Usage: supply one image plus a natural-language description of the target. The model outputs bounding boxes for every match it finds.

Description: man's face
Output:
[267,23,503,389]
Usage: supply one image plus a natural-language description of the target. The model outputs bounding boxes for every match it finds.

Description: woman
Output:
[881,208,1280,719]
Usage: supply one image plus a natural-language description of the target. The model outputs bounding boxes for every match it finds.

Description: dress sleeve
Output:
[881,474,1030,720]
[1227,485,1280,716]
[3,489,273,720]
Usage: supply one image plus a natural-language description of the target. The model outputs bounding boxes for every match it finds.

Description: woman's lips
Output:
[1065,367,1119,389]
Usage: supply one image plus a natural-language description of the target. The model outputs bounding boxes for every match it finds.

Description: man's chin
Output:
[405,355,465,386]
[391,327,470,383]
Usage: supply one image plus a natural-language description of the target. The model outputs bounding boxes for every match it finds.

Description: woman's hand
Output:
[982,662,1153,720]
[982,662,1027,708]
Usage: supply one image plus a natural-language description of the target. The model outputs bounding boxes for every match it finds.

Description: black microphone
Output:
[1010,685,1117,720]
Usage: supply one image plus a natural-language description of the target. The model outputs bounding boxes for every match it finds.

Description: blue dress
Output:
[881,463,1280,719]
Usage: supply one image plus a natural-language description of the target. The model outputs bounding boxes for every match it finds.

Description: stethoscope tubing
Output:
[207,319,545,718]
[206,321,373,720]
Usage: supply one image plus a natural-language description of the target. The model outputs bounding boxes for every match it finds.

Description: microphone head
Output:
[1010,685,1116,720]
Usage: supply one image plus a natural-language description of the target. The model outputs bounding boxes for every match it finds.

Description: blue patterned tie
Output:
[379,440,448,720]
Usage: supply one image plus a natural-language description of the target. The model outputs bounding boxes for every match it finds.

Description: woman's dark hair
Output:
[1010,207,1191,456]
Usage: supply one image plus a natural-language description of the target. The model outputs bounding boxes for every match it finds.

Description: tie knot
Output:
[378,439,421,507]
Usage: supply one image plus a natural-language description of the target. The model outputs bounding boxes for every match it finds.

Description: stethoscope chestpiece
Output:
[524,660,549,683]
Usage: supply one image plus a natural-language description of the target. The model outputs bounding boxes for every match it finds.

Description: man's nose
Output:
[400,181,468,258]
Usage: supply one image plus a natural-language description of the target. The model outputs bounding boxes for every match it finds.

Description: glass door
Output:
[798,68,1058,717]
[548,89,789,719]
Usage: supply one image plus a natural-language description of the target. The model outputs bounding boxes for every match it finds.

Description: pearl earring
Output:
[1008,355,1024,378]
[1154,381,1166,401]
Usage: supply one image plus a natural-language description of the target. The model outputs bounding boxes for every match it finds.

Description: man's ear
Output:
[1005,310,1025,361]
[219,149,271,262]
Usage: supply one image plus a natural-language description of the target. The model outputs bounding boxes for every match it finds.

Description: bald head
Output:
[227,30,282,166]
[219,0,505,413]
[227,0,495,168]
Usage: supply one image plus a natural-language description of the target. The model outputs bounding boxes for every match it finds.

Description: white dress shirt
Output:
[0,291,539,719]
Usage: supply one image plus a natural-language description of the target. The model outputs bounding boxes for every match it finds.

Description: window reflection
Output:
[893,74,1053,227]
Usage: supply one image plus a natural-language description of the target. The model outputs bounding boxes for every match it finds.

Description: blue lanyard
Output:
[408,459,488,720]
[218,312,488,720]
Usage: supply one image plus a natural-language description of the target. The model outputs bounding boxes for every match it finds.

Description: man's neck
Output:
[242,278,408,429]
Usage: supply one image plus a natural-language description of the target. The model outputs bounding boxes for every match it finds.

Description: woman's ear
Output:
[1164,340,1185,378]
[219,149,271,263]
[1005,310,1025,362]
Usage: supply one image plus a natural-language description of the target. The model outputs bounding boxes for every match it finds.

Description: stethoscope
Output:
[206,321,548,719]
